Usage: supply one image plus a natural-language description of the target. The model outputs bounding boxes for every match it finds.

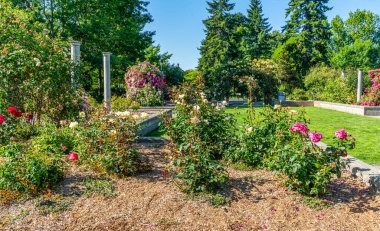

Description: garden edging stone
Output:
[317,141,380,194]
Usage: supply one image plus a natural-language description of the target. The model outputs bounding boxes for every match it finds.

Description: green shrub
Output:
[75,107,147,176]
[287,88,310,100]
[164,84,233,193]
[0,2,81,122]
[228,106,308,168]
[111,96,133,111]
[304,66,355,104]
[0,150,64,193]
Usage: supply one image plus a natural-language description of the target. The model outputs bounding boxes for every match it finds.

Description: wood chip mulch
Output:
[0,143,379,231]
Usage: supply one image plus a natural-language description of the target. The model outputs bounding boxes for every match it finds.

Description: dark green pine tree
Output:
[244,0,272,60]
[198,0,242,100]
[283,0,332,66]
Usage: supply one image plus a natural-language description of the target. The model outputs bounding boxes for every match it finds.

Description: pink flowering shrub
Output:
[124,61,167,106]
[360,69,380,106]
[272,122,355,196]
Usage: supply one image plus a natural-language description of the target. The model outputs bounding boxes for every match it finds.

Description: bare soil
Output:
[1,142,379,231]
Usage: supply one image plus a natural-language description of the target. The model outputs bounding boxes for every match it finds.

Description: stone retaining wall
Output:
[137,108,172,136]
[314,101,380,116]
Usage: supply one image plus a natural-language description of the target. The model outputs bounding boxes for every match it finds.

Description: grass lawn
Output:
[226,107,380,165]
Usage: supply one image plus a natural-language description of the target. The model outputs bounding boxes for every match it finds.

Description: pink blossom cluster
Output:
[290,122,349,143]
[124,61,166,90]
[361,70,380,106]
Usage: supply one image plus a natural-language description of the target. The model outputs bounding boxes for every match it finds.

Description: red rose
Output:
[7,107,17,114]
[68,152,79,161]
[7,107,22,117]
[0,114,7,124]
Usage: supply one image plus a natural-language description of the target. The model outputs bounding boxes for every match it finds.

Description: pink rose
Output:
[290,122,309,134]
[335,129,348,140]
[309,131,323,143]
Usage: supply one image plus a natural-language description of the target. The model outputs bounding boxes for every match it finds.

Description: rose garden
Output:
[1,0,380,230]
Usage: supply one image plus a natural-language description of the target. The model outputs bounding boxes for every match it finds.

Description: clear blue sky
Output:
[145,0,380,70]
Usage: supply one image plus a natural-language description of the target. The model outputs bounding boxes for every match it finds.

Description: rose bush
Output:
[164,83,234,193]
[0,2,81,122]
[125,61,166,106]
[360,69,380,106]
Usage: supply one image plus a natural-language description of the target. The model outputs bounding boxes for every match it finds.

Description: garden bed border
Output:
[317,142,380,194]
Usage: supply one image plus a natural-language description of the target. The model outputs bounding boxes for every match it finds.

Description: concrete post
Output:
[357,69,363,103]
[103,52,112,112]
[70,41,81,84]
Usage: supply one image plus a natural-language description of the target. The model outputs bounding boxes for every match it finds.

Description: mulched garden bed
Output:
[0,143,379,231]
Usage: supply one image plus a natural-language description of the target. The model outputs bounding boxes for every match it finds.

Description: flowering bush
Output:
[125,61,166,106]
[232,105,355,196]
[164,83,233,193]
[74,107,149,176]
[0,107,36,144]
[272,124,355,196]
[0,3,81,122]
[361,69,380,106]
[228,105,309,167]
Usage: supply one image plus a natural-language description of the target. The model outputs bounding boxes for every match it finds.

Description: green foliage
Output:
[35,196,73,215]
[0,2,80,122]
[76,107,147,176]
[229,106,308,167]
[199,0,242,100]
[0,150,64,193]
[164,84,233,193]
[273,36,308,89]
[231,106,356,196]
[331,10,380,69]
[279,0,331,89]
[304,66,355,103]
[111,97,133,112]
[209,194,230,207]
[161,63,184,86]
[287,88,310,101]
[84,178,116,197]
[242,0,272,59]
[184,70,202,83]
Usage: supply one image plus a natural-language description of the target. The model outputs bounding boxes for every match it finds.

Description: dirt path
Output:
[1,141,379,231]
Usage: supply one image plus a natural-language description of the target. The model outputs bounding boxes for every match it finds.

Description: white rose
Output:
[33,58,41,67]
[190,117,199,124]
[132,114,139,120]
[79,112,86,118]
[204,119,209,125]
[69,121,78,129]
[140,112,149,119]
[178,94,185,99]
[222,100,228,106]
[246,127,253,134]
[193,105,200,111]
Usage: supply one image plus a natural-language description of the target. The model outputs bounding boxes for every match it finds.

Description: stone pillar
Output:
[357,69,363,103]
[103,52,112,112]
[70,41,81,84]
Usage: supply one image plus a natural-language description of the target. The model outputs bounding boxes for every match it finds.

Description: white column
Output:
[70,41,81,84]
[357,69,363,103]
[103,52,112,112]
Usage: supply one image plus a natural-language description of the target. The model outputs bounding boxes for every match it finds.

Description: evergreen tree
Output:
[244,0,272,59]
[198,0,238,100]
[283,0,331,65]
[278,0,331,89]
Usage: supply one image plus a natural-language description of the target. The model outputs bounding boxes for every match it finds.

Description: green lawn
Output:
[226,107,380,165]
